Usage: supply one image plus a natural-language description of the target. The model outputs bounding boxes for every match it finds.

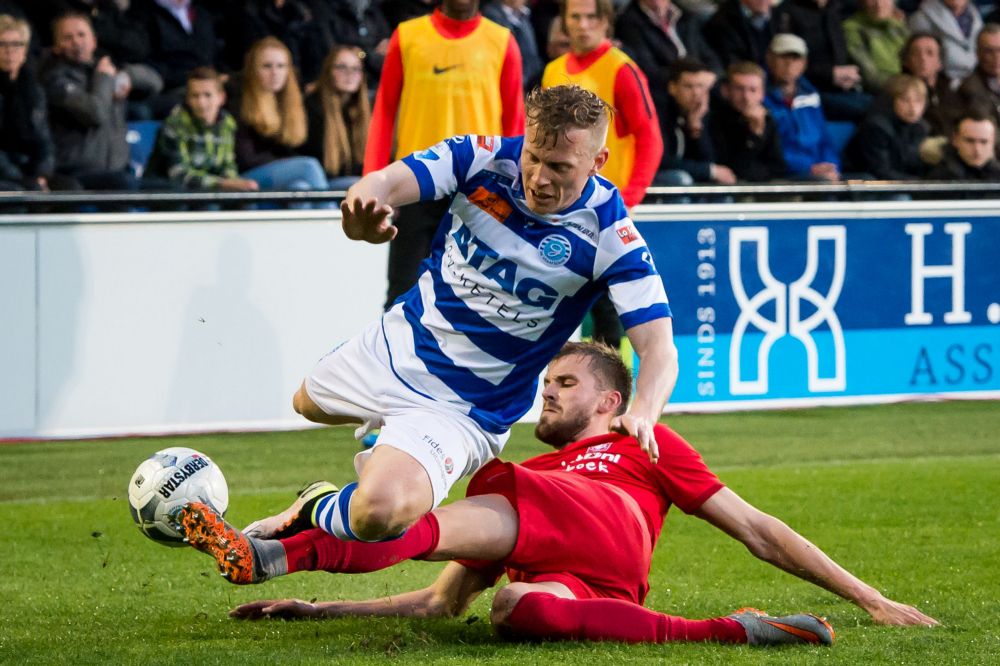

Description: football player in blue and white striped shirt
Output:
[245,85,680,550]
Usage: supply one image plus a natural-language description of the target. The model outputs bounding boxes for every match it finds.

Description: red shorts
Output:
[462,459,652,604]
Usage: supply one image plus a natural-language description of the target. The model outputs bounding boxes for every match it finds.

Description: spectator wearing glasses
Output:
[302,46,371,189]
[0,14,77,191]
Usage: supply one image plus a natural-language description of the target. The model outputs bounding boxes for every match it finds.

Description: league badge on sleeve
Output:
[416,142,445,161]
[616,223,640,245]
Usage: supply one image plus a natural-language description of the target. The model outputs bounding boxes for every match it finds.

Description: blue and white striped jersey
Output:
[381,134,671,434]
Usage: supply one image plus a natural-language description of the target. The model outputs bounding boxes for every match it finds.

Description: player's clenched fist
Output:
[340,197,397,244]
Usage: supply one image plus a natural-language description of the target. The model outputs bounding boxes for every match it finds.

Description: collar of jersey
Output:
[510,173,597,224]
[565,40,613,74]
[558,431,626,455]
[430,7,482,38]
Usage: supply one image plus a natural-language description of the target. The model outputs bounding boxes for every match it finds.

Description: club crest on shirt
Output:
[538,234,572,266]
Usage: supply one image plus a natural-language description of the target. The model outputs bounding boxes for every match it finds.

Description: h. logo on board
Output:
[729,226,847,395]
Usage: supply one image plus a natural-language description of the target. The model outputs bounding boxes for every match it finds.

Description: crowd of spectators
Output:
[4,0,1000,199]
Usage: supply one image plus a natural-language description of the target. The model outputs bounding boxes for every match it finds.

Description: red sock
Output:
[504,592,747,644]
[282,513,440,574]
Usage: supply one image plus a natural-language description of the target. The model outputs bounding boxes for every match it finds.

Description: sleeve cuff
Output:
[401,154,436,201]
[620,304,672,330]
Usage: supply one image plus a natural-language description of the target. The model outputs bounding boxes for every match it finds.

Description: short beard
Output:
[534,410,590,448]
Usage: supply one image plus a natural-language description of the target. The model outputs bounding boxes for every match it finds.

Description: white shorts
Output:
[305,316,508,507]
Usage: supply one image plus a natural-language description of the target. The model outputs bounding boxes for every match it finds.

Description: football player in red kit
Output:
[173,343,938,646]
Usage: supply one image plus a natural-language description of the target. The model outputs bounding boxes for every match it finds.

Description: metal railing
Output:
[2,180,1000,214]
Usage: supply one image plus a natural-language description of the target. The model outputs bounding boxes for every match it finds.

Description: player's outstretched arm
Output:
[695,488,940,627]
[613,317,678,462]
[230,562,491,621]
[340,160,421,244]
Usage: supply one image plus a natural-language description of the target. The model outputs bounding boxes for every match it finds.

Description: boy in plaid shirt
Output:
[147,67,259,191]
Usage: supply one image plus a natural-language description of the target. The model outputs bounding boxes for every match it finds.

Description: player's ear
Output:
[599,389,623,414]
[589,146,609,177]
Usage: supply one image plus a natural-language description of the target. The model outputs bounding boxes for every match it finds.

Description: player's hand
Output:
[340,196,396,244]
[866,597,940,627]
[230,599,319,620]
[610,413,658,462]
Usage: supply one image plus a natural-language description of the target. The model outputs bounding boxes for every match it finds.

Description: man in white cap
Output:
[762,33,842,181]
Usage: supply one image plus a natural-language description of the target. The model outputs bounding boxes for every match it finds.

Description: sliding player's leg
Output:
[488,572,832,646]
[171,493,518,583]
[493,582,833,645]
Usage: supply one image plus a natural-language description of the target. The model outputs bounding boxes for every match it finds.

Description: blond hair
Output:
[0,14,30,42]
[886,73,927,100]
[525,84,611,148]
[727,61,766,81]
[241,37,307,148]
[315,46,371,176]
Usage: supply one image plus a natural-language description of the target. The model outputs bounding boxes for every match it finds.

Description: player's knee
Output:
[490,584,533,627]
[349,486,420,541]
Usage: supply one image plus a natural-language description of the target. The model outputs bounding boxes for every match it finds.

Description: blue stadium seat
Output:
[825,120,857,160]
[126,120,162,177]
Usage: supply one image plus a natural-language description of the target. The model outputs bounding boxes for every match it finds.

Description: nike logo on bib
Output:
[433,64,461,75]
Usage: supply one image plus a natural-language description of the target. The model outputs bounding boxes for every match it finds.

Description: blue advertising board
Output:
[635,202,1000,409]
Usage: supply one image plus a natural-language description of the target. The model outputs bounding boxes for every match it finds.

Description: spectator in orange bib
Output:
[364,0,525,309]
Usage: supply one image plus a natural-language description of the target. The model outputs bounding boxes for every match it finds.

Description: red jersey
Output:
[462,424,724,602]
[511,424,722,547]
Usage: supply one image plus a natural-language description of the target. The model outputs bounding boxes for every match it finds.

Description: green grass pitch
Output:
[1,401,998,665]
